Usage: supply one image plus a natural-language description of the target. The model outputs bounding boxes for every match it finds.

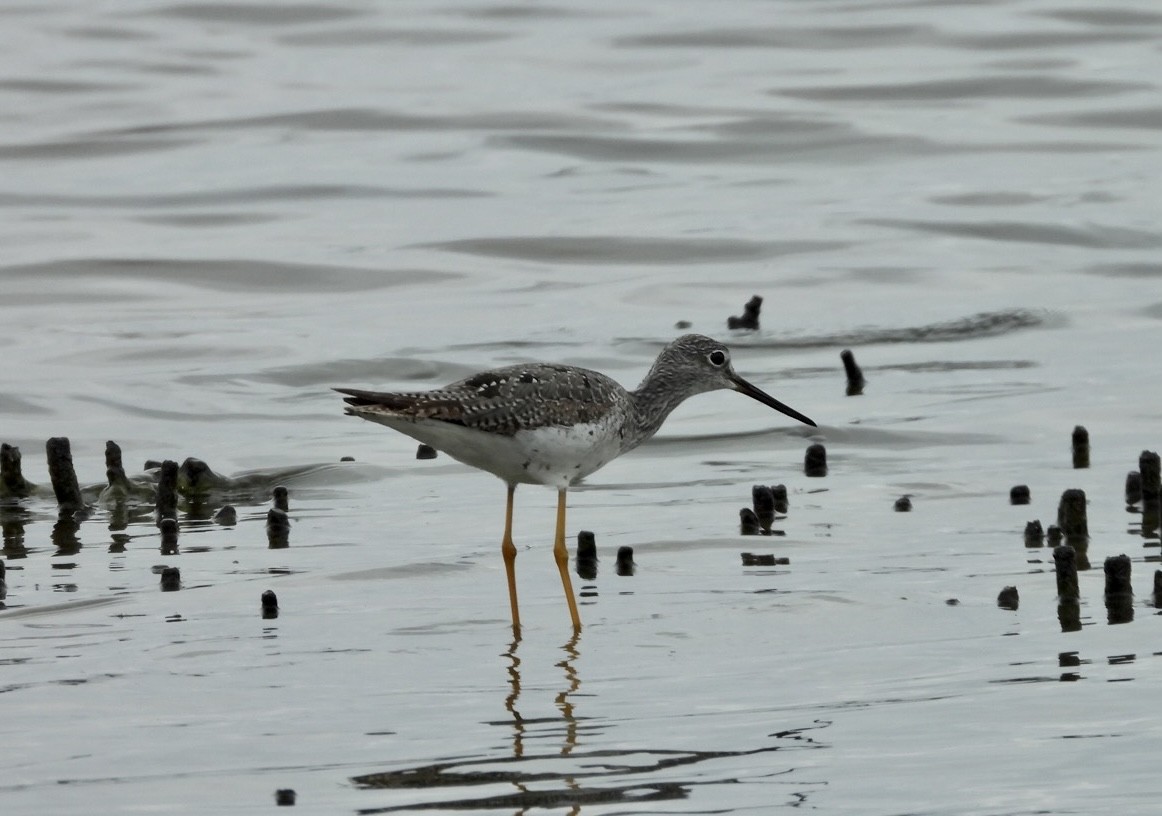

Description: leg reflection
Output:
[500,630,584,762]
[555,631,581,757]
[503,635,524,758]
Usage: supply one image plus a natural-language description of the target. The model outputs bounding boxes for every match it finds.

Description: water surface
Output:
[2,0,1162,813]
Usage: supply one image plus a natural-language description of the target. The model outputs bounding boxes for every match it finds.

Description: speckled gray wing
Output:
[336,363,626,436]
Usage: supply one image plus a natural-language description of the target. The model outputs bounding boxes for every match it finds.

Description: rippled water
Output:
[2,1,1162,813]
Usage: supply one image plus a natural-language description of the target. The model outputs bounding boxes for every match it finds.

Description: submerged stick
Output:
[752,485,775,531]
[1143,497,1161,540]
[1009,485,1030,505]
[272,486,289,513]
[45,437,84,513]
[840,349,865,396]
[105,440,124,473]
[266,508,290,548]
[155,460,178,521]
[1053,545,1079,600]
[1104,554,1133,625]
[576,530,597,580]
[1103,554,1132,596]
[1056,489,1088,542]
[159,566,181,592]
[1058,598,1081,633]
[576,530,596,561]
[103,440,137,496]
[159,517,179,555]
[1023,520,1044,547]
[1125,471,1142,505]
[1138,452,1161,537]
[262,590,279,620]
[726,295,762,330]
[0,443,34,498]
[1071,425,1089,469]
[804,444,827,477]
[615,546,635,576]
[739,507,762,536]
[771,484,788,514]
[1140,451,1161,501]
[996,586,1019,611]
[741,552,788,566]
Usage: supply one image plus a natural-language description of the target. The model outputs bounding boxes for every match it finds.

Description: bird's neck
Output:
[624,369,693,451]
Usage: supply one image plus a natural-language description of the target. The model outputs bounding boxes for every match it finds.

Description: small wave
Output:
[863,218,1162,249]
[0,258,462,293]
[779,74,1147,101]
[616,23,934,50]
[735,309,1049,349]
[417,235,847,264]
[1020,106,1162,130]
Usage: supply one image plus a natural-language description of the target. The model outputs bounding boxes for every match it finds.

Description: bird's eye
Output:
[708,350,727,367]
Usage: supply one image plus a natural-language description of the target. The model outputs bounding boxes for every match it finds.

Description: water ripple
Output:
[1038,9,1162,26]
[1021,106,1162,130]
[102,108,622,136]
[0,138,193,161]
[732,309,1050,349]
[0,79,136,94]
[863,218,1162,249]
[0,184,490,209]
[279,28,510,47]
[615,24,934,50]
[948,30,1157,50]
[778,74,1148,102]
[145,2,364,25]
[495,129,947,164]
[1,258,462,293]
[418,236,847,264]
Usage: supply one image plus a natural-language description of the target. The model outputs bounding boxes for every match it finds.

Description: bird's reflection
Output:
[353,626,826,811]
[502,630,583,762]
[555,632,581,757]
[503,635,525,758]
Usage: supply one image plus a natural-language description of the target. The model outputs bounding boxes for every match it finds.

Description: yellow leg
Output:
[554,488,582,631]
[501,484,521,633]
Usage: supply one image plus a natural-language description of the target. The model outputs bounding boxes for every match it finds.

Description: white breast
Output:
[363,413,626,488]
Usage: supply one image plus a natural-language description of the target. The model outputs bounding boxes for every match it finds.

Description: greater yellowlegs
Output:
[336,334,816,632]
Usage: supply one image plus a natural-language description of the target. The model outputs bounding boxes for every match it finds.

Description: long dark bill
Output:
[732,375,817,428]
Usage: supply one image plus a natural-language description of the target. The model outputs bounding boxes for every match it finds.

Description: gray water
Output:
[2,1,1162,813]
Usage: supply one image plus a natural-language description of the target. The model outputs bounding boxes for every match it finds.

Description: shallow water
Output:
[2,0,1162,813]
